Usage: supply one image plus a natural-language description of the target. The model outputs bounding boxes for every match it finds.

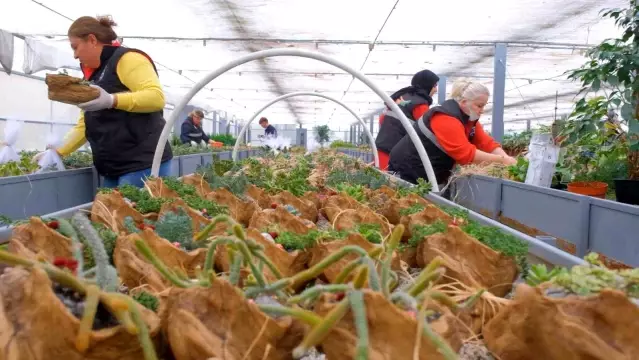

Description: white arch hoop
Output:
[152,48,439,191]
[232,91,380,167]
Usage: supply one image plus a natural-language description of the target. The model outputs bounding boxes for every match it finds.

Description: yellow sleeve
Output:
[113,52,166,113]
[57,112,87,156]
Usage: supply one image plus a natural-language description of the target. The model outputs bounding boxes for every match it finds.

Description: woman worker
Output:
[374,69,440,170]
[33,16,173,188]
[180,109,215,146]
[388,78,516,188]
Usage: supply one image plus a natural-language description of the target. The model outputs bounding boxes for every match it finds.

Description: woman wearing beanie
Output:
[33,16,173,188]
[374,69,440,170]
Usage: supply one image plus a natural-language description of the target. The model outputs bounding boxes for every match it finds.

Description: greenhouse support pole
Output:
[438,76,447,105]
[211,111,218,136]
[151,48,439,191]
[232,91,380,167]
[369,115,374,137]
[492,43,507,142]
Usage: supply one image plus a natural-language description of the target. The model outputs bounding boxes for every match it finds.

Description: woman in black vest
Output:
[180,109,212,145]
[375,69,439,170]
[33,16,173,188]
[388,78,516,188]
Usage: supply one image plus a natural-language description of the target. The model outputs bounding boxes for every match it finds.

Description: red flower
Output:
[270,203,278,209]
[136,223,146,230]
[268,231,279,239]
[335,292,345,301]
[52,257,78,275]
[47,220,59,230]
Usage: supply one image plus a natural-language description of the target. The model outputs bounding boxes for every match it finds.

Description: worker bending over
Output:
[388,78,516,188]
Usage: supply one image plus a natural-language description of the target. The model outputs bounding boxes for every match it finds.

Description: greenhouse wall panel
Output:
[500,180,585,255]
[588,199,639,268]
[452,176,501,218]
[179,154,203,176]
[0,168,94,220]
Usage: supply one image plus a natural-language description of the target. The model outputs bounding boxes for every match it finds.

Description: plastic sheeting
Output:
[0,0,628,130]
[22,37,77,75]
[0,30,13,74]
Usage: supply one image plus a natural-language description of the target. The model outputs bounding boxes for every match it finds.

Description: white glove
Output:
[32,151,46,162]
[78,85,115,112]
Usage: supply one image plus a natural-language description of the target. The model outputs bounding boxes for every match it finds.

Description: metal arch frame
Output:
[232,91,380,167]
[151,48,440,191]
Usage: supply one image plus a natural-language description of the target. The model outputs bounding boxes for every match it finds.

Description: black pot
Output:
[551,183,568,191]
[614,179,639,205]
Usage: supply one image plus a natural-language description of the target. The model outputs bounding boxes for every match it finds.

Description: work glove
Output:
[78,85,115,112]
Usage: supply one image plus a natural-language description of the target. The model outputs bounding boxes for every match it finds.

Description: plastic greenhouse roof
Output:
[0,0,628,132]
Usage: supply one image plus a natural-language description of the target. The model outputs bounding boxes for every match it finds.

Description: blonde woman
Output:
[388,78,516,186]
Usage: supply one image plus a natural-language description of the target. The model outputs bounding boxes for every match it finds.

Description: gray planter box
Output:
[0,168,95,220]
[453,175,639,267]
[179,154,203,176]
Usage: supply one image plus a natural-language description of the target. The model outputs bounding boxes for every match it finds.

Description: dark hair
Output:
[259,117,268,124]
[68,16,118,44]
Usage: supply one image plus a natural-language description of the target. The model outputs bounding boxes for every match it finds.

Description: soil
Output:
[52,282,119,330]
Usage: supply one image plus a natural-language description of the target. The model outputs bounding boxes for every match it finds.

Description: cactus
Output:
[72,212,119,292]
[57,218,84,279]
[0,250,158,360]
[349,290,369,360]
[381,224,404,297]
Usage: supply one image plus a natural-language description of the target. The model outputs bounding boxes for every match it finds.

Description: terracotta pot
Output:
[567,181,608,198]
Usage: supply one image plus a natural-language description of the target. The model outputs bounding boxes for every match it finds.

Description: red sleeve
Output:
[379,113,385,126]
[430,114,477,165]
[412,104,429,120]
[472,122,501,153]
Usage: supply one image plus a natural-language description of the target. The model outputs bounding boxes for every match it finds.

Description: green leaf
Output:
[592,78,601,92]
[607,75,620,86]
[621,103,635,121]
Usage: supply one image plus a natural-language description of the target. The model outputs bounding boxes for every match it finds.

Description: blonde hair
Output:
[189,110,205,118]
[450,78,490,102]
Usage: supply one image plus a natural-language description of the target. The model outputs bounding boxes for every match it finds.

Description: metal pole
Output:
[437,76,447,105]
[492,43,507,142]
[232,91,380,167]
[151,48,440,191]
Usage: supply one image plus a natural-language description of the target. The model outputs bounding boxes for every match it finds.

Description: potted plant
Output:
[566,0,639,204]
[313,125,331,147]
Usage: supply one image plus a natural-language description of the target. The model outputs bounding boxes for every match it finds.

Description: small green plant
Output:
[313,125,331,146]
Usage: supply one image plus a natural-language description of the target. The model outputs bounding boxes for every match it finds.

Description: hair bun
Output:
[97,15,117,28]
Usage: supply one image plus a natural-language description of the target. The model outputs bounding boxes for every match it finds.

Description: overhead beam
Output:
[21,33,594,50]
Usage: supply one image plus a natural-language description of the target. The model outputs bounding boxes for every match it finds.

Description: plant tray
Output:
[45,74,100,105]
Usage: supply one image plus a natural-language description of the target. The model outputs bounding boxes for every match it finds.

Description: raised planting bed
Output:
[453,175,639,268]
[0,149,618,360]
[337,148,374,163]
[0,150,259,223]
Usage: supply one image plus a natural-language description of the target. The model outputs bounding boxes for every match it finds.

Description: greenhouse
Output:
[0,0,638,359]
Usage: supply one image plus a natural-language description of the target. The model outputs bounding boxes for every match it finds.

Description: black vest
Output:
[374,93,430,154]
[84,47,172,177]
[388,99,475,184]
